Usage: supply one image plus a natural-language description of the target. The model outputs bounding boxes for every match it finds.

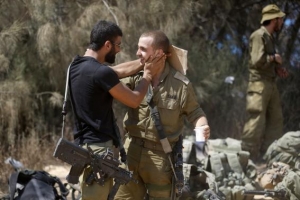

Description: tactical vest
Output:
[182,137,258,200]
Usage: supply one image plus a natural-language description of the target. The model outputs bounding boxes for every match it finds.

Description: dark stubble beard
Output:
[105,47,116,64]
[274,20,283,32]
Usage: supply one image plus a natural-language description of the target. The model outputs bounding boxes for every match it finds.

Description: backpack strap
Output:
[238,151,250,172]
[53,176,69,198]
[182,163,192,186]
[182,139,193,163]
[9,172,19,200]
[209,153,224,181]
[226,152,243,174]
[34,171,69,198]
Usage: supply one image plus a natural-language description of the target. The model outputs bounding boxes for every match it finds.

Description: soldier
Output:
[114,30,210,199]
[241,4,288,162]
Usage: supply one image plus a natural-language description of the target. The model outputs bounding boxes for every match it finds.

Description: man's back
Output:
[70,55,120,144]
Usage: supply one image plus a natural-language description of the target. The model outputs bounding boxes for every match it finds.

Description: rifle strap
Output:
[146,86,178,186]
[60,59,84,139]
[146,86,172,154]
[9,172,19,200]
[66,61,83,133]
[112,111,127,162]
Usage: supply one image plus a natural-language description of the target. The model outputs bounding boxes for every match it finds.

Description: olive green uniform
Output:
[114,64,206,200]
[79,141,114,200]
[242,26,283,160]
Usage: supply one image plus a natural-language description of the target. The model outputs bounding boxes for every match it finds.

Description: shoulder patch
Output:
[174,71,190,85]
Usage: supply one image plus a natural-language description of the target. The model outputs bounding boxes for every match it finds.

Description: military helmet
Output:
[261,4,285,24]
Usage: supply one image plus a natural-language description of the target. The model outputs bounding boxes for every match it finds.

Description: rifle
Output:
[172,135,184,198]
[242,189,288,199]
[53,138,137,200]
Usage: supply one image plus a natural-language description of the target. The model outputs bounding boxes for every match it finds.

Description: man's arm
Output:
[111,59,142,78]
[250,34,281,67]
[109,77,150,108]
[250,35,268,67]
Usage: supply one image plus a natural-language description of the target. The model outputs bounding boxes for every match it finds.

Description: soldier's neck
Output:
[264,25,274,35]
[151,69,164,89]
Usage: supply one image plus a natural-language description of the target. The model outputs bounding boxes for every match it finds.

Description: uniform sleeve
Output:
[120,73,143,90]
[120,76,134,90]
[181,82,206,123]
[250,34,273,68]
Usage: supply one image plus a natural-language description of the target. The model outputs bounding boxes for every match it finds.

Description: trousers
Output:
[79,140,113,200]
[242,80,283,160]
[115,137,174,200]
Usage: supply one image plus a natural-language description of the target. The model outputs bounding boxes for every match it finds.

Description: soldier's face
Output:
[274,17,284,32]
[136,36,157,65]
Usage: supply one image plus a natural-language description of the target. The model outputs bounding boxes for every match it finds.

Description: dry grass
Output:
[0,81,34,145]
[0,133,65,195]
[0,54,10,74]
[0,21,28,58]
[23,0,58,24]
[37,22,58,60]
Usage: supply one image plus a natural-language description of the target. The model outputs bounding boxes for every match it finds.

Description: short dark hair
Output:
[88,20,123,51]
[140,30,170,53]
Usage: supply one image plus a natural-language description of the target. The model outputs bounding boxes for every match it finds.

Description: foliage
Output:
[0,0,300,185]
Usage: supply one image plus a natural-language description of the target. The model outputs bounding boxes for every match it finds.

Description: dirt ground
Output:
[0,164,270,200]
[44,164,70,181]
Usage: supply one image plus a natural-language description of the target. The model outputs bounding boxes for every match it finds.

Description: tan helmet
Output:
[261,4,285,24]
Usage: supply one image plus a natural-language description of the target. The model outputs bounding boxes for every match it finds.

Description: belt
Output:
[130,137,168,152]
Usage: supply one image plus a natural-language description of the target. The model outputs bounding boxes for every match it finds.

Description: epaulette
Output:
[174,71,189,85]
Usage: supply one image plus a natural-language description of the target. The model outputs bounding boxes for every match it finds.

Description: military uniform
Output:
[242,5,286,161]
[114,63,206,200]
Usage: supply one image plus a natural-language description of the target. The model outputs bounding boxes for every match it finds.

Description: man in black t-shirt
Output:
[69,20,164,200]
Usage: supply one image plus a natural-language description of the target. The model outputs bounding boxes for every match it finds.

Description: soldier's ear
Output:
[154,49,164,57]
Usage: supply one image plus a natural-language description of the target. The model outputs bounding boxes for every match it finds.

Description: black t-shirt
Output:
[69,55,120,145]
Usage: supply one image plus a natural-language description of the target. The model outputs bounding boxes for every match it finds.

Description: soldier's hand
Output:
[144,53,166,77]
[275,67,289,78]
[274,54,282,65]
[202,125,210,141]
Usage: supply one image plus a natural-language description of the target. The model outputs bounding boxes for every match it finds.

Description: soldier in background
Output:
[241,4,288,162]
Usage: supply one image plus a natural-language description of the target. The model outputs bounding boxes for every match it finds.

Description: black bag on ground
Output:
[9,169,69,200]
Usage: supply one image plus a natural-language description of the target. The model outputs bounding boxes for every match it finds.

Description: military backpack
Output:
[264,131,300,170]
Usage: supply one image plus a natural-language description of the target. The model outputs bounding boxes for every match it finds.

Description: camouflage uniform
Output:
[242,5,286,160]
[114,63,206,200]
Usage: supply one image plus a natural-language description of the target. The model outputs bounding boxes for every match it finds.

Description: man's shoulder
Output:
[251,27,265,38]
[171,69,190,85]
